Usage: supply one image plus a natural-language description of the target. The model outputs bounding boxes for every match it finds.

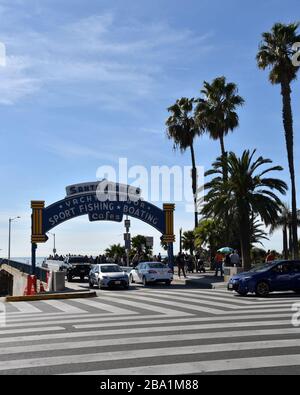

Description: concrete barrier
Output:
[0,263,50,297]
[224,267,245,283]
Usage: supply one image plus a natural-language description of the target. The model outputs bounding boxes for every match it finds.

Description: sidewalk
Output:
[172,270,227,289]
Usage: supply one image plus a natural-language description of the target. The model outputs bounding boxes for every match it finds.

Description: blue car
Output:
[228,260,300,297]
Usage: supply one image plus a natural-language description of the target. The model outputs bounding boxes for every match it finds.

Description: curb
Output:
[5,291,97,302]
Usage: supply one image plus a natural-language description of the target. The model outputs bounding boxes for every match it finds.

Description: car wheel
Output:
[130,274,135,284]
[67,275,72,282]
[255,281,270,297]
[294,289,300,294]
[80,276,85,282]
[143,276,149,286]
[165,280,171,286]
[89,281,93,289]
[124,284,129,290]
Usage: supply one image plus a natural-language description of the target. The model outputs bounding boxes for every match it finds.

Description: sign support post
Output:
[31,201,48,274]
[162,204,176,272]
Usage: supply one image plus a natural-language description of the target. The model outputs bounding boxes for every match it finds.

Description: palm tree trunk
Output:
[240,213,251,271]
[219,134,230,244]
[283,225,288,260]
[190,144,198,228]
[289,223,293,258]
[219,134,228,179]
[281,80,299,259]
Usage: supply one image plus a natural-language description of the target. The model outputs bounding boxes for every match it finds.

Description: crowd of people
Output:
[175,253,206,278]
[47,248,279,278]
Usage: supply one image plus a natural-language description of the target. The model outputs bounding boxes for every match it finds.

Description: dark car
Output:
[228,260,300,297]
[65,256,92,282]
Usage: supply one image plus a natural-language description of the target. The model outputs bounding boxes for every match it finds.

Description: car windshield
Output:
[148,263,166,269]
[68,257,90,264]
[100,265,122,273]
[250,264,274,273]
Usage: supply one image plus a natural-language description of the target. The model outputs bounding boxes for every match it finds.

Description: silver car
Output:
[130,262,173,286]
[89,264,129,290]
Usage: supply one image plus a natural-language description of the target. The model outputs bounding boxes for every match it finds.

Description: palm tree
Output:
[181,231,196,255]
[131,235,153,256]
[166,98,203,228]
[270,204,300,259]
[105,244,126,259]
[257,22,300,259]
[194,218,222,260]
[195,76,245,180]
[202,150,287,270]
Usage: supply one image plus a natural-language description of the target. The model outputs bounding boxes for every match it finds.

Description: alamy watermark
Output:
[0,42,6,67]
[292,42,300,67]
[95,158,205,213]
[292,302,300,327]
[0,302,6,328]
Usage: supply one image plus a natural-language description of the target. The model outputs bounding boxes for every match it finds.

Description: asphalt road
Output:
[1,284,300,375]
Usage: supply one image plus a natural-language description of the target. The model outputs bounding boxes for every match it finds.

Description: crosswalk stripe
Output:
[71,298,138,315]
[99,296,194,316]
[2,339,300,372]
[105,293,225,315]
[73,315,292,330]
[71,319,291,333]
[2,312,292,329]
[0,326,65,336]
[3,310,294,329]
[0,326,298,346]
[42,300,88,314]
[140,288,255,305]
[68,354,300,375]
[1,328,298,356]
[9,302,42,313]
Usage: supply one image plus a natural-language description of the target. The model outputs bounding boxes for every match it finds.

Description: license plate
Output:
[114,281,121,285]
[80,270,85,273]
[228,284,233,289]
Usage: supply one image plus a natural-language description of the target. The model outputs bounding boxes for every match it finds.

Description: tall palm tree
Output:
[195,76,245,179]
[257,22,300,259]
[270,204,300,259]
[202,150,287,270]
[166,98,203,228]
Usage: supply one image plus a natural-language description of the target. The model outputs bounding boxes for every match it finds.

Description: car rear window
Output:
[100,265,122,273]
[148,263,166,269]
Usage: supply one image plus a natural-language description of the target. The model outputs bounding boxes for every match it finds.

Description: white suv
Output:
[130,262,173,286]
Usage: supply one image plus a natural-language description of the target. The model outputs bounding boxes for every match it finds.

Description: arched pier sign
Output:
[31,181,175,273]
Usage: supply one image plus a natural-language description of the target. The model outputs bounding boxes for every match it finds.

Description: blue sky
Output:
[0,0,300,257]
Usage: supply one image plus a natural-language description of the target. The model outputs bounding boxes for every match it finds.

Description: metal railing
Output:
[0,259,49,282]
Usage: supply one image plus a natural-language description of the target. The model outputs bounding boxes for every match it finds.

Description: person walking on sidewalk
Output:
[214,252,224,277]
[176,253,187,278]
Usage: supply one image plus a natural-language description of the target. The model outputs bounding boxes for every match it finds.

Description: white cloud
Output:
[0,11,214,107]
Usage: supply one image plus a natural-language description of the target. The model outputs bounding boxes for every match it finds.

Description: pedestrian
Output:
[224,254,231,267]
[266,250,276,263]
[157,253,162,262]
[176,253,187,278]
[197,257,206,273]
[230,250,241,267]
[187,255,195,273]
[215,252,224,277]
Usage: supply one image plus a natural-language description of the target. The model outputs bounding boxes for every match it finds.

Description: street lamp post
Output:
[48,233,57,256]
[8,216,20,266]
